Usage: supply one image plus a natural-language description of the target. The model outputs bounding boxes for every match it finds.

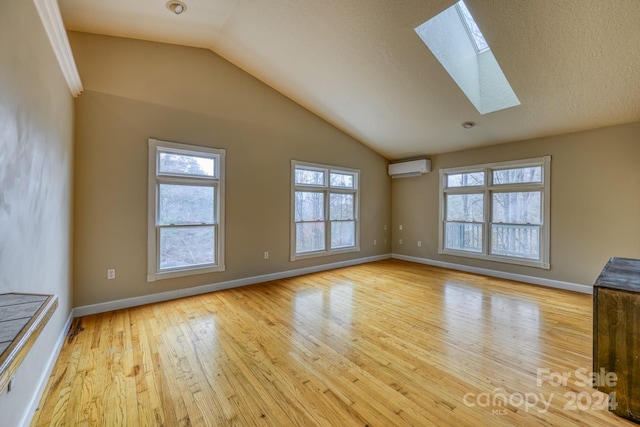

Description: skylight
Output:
[415,1,520,115]
[456,1,489,53]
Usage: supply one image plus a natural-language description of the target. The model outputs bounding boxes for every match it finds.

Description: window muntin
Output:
[439,157,550,269]
[292,161,360,260]
[148,139,225,281]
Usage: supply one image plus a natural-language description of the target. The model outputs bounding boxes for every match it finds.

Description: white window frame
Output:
[291,160,360,261]
[147,138,225,281]
[438,156,551,269]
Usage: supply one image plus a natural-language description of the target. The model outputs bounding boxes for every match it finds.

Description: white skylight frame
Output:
[414,1,520,115]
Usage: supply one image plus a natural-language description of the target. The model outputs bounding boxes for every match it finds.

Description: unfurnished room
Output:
[1,0,640,426]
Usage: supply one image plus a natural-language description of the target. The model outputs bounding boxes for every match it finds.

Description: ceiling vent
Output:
[388,159,431,178]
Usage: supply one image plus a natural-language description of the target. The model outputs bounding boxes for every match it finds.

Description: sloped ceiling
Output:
[59,0,640,159]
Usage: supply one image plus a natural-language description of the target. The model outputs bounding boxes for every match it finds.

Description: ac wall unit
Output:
[388,159,431,178]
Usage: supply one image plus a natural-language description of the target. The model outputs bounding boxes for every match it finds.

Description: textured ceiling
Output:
[59,0,640,159]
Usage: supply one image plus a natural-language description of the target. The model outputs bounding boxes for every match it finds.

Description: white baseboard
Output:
[74,253,590,317]
[74,254,392,317]
[392,253,592,294]
[19,312,73,427]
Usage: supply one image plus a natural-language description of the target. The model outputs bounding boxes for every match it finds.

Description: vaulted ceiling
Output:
[58,0,640,159]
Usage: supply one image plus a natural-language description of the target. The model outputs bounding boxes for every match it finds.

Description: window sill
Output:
[439,248,550,269]
[291,246,359,262]
[147,264,225,282]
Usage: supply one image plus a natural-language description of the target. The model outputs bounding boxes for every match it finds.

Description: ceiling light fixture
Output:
[166,1,187,14]
[461,121,476,129]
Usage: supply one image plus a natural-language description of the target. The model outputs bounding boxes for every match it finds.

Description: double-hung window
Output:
[148,139,225,281]
[291,161,359,260]
[439,156,550,269]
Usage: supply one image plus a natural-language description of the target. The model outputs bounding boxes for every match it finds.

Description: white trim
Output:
[18,312,73,427]
[291,160,361,261]
[33,0,83,97]
[438,156,551,269]
[75,254,391,317]
[77,252,591,316]
[442,156,550,174]
[147,139,226,281]
[392,253,591,294]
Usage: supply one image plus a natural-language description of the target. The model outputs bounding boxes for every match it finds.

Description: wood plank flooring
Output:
[32,260,636,426]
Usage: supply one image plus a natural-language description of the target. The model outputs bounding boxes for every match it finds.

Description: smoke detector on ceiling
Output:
[166,1,187,14]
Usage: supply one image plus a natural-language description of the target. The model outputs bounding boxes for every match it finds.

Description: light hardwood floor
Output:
[32,260,636,426]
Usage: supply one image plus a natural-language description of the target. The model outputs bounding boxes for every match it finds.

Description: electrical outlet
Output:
[374,239,377,245]
[399,239,403,245]
[399,225,403,231]
[107,269,116,280]
[418,241,422,247]
[264,251,269,260]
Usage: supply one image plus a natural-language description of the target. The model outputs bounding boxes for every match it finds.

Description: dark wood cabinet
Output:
[593,257,640,423]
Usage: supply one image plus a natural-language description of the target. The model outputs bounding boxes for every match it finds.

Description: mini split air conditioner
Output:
[388,159,431,178]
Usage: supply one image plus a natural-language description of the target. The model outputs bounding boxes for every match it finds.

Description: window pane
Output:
[294,192,324,222]
[330,172,355,188]
[456,0,489,53]
[492,192,541,224]
[329,193,354,220]
[491,224,540,259]
[295,168,325,186]
[296,222,325,253]
[447,172,484,188]
[331,221,355,249]
[160,226,215,269]
[159,184,214,225]
[493,166,542,184]
[445,222,482,252]
[446,193,484,222]
[159,152,214,176]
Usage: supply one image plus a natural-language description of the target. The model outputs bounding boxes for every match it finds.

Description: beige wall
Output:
[392,122,640,286]
[0,1,74,425]
[69,32,391,307]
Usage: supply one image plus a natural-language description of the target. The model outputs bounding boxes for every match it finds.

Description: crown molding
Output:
[33,0,83,97]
